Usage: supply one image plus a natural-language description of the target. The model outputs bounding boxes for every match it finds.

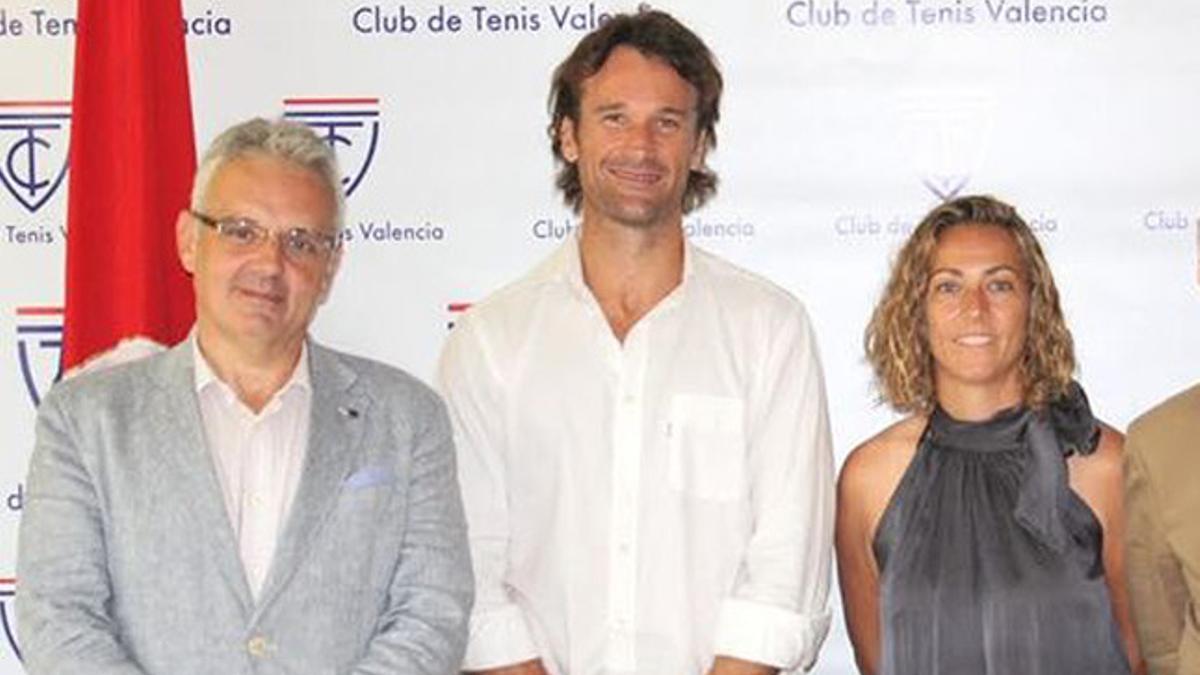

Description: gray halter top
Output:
[872,384,1131,675]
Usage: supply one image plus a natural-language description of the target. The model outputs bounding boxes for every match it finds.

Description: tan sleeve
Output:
[1124,426,1189,675]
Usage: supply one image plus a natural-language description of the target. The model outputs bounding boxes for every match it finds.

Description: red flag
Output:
[62,0,196,371]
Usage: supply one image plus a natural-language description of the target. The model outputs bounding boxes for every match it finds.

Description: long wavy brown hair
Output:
[864,195,1075,413]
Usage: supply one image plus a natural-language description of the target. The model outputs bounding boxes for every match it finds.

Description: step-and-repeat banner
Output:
[1,1,1198,672]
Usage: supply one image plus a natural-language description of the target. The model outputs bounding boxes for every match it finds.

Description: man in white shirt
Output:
[438,10,834,675]
[17,118,473,674]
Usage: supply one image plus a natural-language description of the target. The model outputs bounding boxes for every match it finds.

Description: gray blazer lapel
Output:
[254,342,369,615]
[151,341,254,611]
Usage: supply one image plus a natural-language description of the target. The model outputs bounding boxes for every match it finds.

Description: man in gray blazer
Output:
[16,118,473,674]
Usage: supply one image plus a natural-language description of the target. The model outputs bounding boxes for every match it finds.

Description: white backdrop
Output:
[1,1,1199,672]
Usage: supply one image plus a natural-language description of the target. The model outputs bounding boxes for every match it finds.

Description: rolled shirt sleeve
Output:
[438,315,541,670]
[713,306,834,672]
[714,598,831,672]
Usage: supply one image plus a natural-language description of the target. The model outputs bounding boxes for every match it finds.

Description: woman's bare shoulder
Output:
[843,415,927,479]
[1068,422,1125,525]
[839,415,928,512]
[1069,422,1124,476]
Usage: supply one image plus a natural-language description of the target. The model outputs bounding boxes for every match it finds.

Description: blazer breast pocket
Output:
[343,464,394,491]
[336,465,396,520]
[666,394,746,502]
[332,464,401,542]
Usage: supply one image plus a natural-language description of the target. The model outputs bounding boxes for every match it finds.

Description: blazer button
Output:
[246,635,270,657]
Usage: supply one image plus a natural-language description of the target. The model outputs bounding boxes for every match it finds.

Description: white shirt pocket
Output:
[666,394,746,502]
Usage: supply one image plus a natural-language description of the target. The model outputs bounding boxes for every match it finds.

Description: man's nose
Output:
[628,119,659,152]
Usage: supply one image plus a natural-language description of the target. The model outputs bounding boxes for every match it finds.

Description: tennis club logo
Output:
[897,90,993,203]
[0,577,19,662]
[16,306,63,407]
[283,97,380,197]
[446,302,472,330]
[922,174,971,202]
[0,101,71,214]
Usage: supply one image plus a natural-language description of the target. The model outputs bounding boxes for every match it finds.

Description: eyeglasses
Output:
[190,210,339,263]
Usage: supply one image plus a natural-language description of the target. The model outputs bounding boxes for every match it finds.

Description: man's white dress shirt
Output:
[438,237,834,674]
[194,340,311,599]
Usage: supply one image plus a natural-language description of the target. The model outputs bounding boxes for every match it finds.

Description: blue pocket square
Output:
[344,465,393,490]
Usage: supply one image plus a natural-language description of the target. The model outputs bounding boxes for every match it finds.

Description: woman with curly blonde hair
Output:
[836,195,1143,675]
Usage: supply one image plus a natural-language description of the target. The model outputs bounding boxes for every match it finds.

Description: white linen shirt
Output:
[193,339,311,599]
[438,236,834,674]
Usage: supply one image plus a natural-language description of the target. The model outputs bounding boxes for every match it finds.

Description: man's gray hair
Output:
[191,117,344,230]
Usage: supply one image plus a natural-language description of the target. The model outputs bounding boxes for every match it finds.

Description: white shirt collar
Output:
[191,332,312,412]
[554,226,697,304]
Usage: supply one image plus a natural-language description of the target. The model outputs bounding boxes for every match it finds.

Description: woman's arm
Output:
[835,419,922,675]
[835,450,883,675]
[1068,425,1147,675]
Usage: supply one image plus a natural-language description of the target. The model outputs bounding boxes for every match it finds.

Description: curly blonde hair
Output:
[864,195,1075,413]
